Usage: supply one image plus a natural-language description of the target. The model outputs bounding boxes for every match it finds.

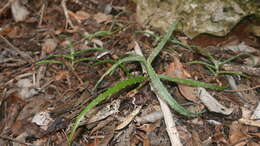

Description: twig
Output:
[0,34,32,60]
[0,0,11,16]
[229,137,251,146]
[225,85,260,92]
[239,118,260,127]
[226,75,248,103]
[157,97,183,146]
[222,63,260,77]
[0,135,36,146]
[38,2,46,26]
[35,50,47,88]
[61,0,75,29]
[134,41,183,146]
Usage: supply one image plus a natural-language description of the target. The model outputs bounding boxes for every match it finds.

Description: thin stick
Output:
[0,135,36,146]
[134,41,183,146]
[225,85,260,92]
[0,0,11,16]
[157,97,183,146]
[38,3,46,26]
[61,0,74,29]
[0,35,32,60]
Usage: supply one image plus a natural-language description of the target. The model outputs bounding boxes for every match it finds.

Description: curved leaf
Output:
[93,55,145,90]
[68,76,146,144]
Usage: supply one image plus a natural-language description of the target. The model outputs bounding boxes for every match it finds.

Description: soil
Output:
[0,0,260,146]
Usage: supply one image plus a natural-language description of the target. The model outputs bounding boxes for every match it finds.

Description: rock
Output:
[136,0,260,38]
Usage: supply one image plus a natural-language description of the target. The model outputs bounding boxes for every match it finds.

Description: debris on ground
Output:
[0,0,259,145]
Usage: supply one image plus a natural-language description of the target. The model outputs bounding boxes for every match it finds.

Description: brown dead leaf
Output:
[249,132,260,138]
[239,118,260,128]
[6,26,21,38]
[0,25,13,35]
[54,71,68,81]
[86,138,102,146]
[75,10,90,21]
[137,123,160,132]
[88,99,120,123]
[178,84,198,102]
[10,120,25,135]
[24,122,46,138]
[177,125,193,145]
[98,129,115,146]
[42,39,58,54]
[116,106,142,130]
[69,10,90,24]
[247,141,260,146]
[250,25,260,37]
[229,122,249,146]
[197,87,233,115]
[17,98,50,120]
[93,12,113,24]
[0,92,25,133]
[11,120,45,138]
[90,116,115,135]
[135,111,163,124]
[190,130,203,146]
[165,56,199,102]
[134,131,150,146]
[212,125,228,145]
[32,138,48,145]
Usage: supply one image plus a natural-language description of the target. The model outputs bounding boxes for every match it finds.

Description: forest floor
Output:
[0,0,260,146]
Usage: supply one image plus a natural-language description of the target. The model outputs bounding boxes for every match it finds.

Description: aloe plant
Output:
[187,53,250,77]
[36,29,116,67]
[68,21,227,145]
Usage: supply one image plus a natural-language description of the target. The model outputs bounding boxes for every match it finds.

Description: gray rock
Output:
[136,0,260,38]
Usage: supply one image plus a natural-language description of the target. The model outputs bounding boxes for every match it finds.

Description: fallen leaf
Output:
[11,120,45,138]
[137,123,160,132]
[13,132,29,146]
[239,118,260,127]
[32,111,54,130]
[249,132,260,138]
[165,57,199,102]
[91,38,104,47]
[16,78,39,99]
[98,130,115,146]
[250,25,260,37]
[11,0,30,22]
[54,71,68,81]
[229,122,249,146]
[88,99,120,123]
[197,87,233,115]
[212,125,228,145]
[223,42,258,53]
[247,141,260,146]
[0,93,25,133]
[93,12,113,24]
[90,116,115,134]
[7,25,21,38]
[251,102,260,121]
[42,39,58,54]
[46,117,69,133]
[17,98,50,120]
[135,111,163,124]
[244,56,260,66]
[191,130,203,146]
[75,10,90,21]
[116,106,142,130]
[69,10,90,24]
